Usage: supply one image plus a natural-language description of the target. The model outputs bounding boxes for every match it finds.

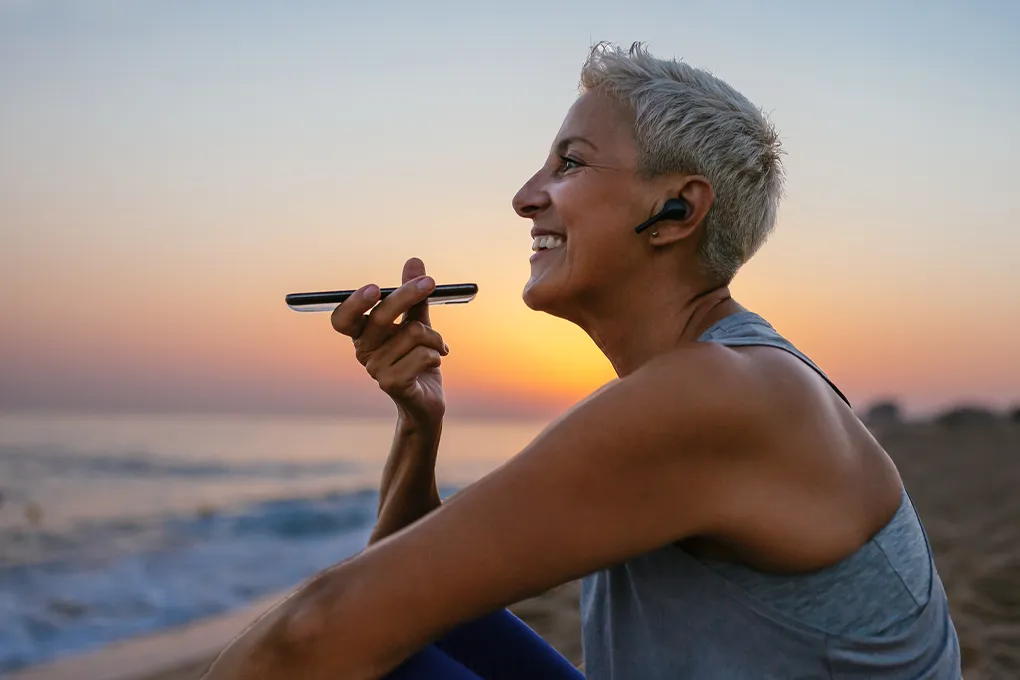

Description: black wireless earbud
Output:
[633,198,690,234]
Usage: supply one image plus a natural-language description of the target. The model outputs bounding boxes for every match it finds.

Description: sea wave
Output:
[0,444,360,480]
[0,487,389,672]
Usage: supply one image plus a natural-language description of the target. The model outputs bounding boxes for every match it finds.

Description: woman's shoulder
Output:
[635,335,852,428]
[622,341,780,425]
[610,340,865,476]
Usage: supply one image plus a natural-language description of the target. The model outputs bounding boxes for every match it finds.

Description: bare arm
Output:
[326,258,450,545]
[368,414,442,545]
[201,346,771,680]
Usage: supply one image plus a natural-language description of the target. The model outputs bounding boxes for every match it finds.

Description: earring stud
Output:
[651,230,659,238]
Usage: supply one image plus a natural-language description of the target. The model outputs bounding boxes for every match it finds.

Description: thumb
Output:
[401,257,426,284]
[401,257,432,327]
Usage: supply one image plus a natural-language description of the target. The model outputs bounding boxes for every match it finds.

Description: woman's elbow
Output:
[268,568,398,680]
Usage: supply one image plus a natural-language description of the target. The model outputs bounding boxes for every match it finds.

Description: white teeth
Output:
[532,235,566,251]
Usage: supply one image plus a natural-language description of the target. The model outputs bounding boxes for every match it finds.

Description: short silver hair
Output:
[580,42,784,282]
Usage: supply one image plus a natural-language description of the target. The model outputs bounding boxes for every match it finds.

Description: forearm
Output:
[369,412,442,545]
[201,550,436,680]
[200,565,386,680]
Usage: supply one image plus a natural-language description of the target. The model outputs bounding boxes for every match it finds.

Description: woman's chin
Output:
[522,274,568,315]
[524,251,578,315]
[522,276,554,312]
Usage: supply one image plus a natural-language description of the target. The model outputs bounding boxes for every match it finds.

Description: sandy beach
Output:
[10,418,1018,680]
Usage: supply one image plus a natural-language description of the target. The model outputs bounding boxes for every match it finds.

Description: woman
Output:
[204,43,961,679]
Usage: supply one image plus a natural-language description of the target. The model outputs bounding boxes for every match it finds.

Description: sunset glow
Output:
[2,1,1018,418]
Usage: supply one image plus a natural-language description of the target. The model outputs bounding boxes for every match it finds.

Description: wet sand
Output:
[12,420,1019,680]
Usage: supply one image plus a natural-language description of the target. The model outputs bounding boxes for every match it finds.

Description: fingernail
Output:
[417,276,434,291]
[364,285,379,299]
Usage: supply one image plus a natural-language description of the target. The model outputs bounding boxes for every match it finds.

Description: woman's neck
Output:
[575,281,741,377]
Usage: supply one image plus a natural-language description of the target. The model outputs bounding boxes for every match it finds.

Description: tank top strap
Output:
[697,311,851,407]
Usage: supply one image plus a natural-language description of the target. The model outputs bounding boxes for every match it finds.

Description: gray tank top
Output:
[580,311,961,679]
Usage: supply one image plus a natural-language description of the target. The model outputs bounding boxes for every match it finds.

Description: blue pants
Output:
[386,609,585,679]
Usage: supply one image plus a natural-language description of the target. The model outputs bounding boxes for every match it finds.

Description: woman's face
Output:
[513,91,664,319]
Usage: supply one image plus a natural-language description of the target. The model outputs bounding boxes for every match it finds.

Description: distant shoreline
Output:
[1,399,1017,423]
[0,409,562,423]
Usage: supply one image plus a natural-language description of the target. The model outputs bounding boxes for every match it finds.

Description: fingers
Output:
[330,284,381,338]
[364,321,448,378]
[401,258,432,328]
[329,257,435,354]
[359,269,435,349]
[371,346,443,397]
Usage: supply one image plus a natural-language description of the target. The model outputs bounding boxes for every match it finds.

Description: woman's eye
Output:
[559,155,583,172]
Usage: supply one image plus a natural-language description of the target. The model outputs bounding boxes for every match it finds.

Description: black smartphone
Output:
[286,283,478,312]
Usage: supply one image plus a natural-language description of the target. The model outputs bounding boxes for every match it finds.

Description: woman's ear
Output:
[646,175,715,246]
[677,175,715,227]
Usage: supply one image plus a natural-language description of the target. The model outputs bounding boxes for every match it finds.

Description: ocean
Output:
[0,412,550,672]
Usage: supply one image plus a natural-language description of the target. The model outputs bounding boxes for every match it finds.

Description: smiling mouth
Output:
[531,234,566,252]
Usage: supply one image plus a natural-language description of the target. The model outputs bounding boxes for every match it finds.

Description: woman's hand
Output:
[330,258,449,426]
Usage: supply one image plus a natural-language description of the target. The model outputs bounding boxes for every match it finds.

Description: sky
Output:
[1,0,1018,419]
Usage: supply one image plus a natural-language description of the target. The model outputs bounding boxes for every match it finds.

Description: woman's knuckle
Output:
[330,310,346,333]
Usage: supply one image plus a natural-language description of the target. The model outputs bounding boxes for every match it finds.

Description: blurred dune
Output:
[865,408,1020,679]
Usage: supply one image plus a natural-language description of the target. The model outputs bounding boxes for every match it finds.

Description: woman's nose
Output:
[512,172,550,218]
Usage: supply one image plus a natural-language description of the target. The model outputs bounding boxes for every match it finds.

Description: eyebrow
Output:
[553,136,599,154]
